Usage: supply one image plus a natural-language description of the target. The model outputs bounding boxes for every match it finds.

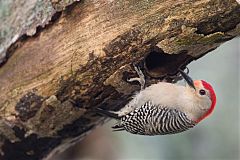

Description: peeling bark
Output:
[0,0,239,159]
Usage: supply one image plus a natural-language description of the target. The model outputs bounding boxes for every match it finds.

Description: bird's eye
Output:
[199,89,206,95]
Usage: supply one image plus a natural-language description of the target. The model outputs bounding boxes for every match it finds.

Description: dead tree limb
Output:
[0,0,239,160]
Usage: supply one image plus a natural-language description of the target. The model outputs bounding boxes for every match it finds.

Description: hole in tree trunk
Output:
[144,47,193,78]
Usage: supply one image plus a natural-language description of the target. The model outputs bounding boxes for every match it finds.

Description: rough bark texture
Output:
[0,0,239,160]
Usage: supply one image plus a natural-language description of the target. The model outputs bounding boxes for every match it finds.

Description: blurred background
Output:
[54,37,239,160]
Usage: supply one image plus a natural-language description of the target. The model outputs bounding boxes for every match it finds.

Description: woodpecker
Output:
[97,66,216,135]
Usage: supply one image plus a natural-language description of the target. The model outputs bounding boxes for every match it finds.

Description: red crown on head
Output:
[196,80,216,123]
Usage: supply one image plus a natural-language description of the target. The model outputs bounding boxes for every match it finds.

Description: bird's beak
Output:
[179,69,196,90]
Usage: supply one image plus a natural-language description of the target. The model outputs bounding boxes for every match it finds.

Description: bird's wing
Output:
[120,101,196,135]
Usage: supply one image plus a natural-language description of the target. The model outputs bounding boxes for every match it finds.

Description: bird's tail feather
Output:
[112,128,125,132]
[95,108,120,120]
[112,123,124,131]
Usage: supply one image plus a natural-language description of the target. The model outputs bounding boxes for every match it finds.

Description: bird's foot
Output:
[127,64,146,90]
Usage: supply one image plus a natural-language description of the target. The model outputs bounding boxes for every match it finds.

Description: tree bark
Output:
[0,0,239,159]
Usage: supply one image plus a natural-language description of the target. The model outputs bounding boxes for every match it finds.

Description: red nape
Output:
[196,80,217,123]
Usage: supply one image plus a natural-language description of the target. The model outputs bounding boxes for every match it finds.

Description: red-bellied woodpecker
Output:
[97,66,216,135]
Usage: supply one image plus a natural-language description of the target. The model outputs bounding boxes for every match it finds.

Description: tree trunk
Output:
[0,0,239,159]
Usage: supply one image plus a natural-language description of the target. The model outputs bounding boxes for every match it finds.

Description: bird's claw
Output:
[166,67,190,83]
[127,64,146,90]
[184,67,189,74]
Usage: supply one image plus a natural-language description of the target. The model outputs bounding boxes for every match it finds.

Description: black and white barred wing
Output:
[114,101,196,135]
